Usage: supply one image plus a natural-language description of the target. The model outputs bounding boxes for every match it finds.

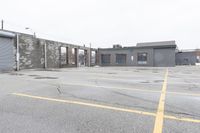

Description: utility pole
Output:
[1,20,4,30]
[89,43,91,67]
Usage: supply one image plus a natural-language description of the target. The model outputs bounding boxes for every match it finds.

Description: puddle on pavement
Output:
[37,69,61,72]
[154,80,164,83]
[107,72,117,75]
[140,81,150,83]
[9,73,24,76]
[34,76,58,79]
[29,75,40,77]
[152,71,159,73]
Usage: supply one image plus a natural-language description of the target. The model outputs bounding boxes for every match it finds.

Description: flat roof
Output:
[99,40,177,51]
[136,40,176,47]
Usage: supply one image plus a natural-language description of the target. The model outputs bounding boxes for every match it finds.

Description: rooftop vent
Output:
[113,44,122,48]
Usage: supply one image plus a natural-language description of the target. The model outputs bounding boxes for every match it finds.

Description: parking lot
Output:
[0,66,200,133]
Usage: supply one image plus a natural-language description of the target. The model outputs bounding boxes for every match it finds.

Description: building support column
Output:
[89,44,91,67]
[95,50,98,65]
[75,48,79,67]
[16,34,20,71]
[44,42,47,69]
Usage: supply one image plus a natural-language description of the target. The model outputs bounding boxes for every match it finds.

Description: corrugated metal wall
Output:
[0,37,14,71]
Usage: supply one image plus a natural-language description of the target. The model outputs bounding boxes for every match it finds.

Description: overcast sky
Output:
[0,0,200,49]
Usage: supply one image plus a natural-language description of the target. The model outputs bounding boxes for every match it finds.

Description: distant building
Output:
[97,41,177,67]
[176,49,200,65]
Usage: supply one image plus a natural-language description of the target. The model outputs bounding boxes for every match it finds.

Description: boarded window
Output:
[116,54,126,64]
[101,54,111,64]
[137,53,147,64]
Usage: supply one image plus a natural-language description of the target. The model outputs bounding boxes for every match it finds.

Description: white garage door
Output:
[0,37,14,71]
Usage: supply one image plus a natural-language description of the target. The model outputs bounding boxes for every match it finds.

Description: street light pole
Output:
[25,27,36,38]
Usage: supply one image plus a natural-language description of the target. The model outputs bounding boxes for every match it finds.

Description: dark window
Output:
[137,53,147,64]
[116,54,126,64]
[101,54,111,64]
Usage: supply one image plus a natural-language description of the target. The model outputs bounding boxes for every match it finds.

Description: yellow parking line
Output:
[60,82,200,97]
[153,69,168,133]
[167,91,200,97]
[60,82,160,93]
[11,92,200,123]
[164,115,200,123]
[12,92,155,117]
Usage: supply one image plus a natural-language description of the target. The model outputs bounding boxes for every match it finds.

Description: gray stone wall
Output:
[17,33,91,69]
[18,34,44,69]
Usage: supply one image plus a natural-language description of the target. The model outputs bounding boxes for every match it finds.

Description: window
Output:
[71,48,75,55]
[101,54,111,64]
[116,54,126,64]
[60,47,67,65]
[91,51,96,64]
[197,56,200,63]
[78,49,85,66]
[137,53,147,64]
[131,56,134,61]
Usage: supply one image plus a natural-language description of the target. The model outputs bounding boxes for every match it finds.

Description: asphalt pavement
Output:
[0,66,199,133]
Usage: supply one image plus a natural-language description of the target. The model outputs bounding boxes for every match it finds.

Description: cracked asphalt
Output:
[0,66,200,133]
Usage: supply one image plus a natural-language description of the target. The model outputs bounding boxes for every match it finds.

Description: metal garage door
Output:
[0,37,14,71]
[154,48,175,67]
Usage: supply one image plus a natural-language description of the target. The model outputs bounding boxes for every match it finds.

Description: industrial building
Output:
[3,29,200,71]
[176,49,200,65]
[0,30,97,72]
[98,41,177,67]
